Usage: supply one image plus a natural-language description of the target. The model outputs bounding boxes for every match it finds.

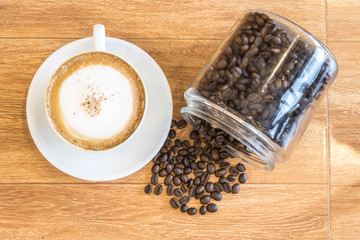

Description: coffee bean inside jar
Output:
[181,10,337,170]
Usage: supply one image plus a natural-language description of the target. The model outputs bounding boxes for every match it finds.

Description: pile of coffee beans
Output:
[145,119,247,215]
[197,11,334,148]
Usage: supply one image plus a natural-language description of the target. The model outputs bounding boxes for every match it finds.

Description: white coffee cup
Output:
[45,25,148,151]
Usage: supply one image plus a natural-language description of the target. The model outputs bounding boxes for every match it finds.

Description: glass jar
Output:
[181,10,338,170]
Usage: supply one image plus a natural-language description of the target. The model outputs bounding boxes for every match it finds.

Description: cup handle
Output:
[93,24,105,51]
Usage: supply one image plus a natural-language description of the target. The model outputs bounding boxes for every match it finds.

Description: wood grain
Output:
[0,39,327,184]
[0,184,329,239]
[331,186,360,239]
[0,0,325,40]
[327,0,360,42]
[328,42,360,186]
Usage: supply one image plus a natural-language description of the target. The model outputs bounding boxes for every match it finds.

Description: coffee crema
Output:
[46,51,146,151]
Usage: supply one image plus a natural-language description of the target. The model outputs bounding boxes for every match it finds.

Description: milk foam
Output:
[59,65,133,139]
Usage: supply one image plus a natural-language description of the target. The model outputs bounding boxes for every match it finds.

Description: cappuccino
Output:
[46,51,146,151]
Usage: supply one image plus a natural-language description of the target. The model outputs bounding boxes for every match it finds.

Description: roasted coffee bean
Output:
[166,164,173,173]
[219,162,230,169]
[197,161,206,170]
[159,169,168,177]
[154,184,163,195]
[200,154,210,162]
[193,138,201,147]
[239,173,247,184]
[170,198,181,209]
[204,144,212,155]
[194,176,201,186]
[180,204,188,213]
[206,163,216,174]
[196,184,205,194]
[201,172,211,183]
[145,184,152,194]
[190,161,197,170]
[188,146,195,153]
[174,188,184,197]
[180,174,189,183]
[195,191,205,199]
[164,174,174,185]
[227,175,236,182]
[178,149,188,156]
[210,191,222,201]
[175,163,185,169]
[194,169,203,177]
[200,195,211,204]
[210,150,220,160]
[182,140,190,149]
[167,185,175,196]
[223,182,232,193]
[188,178,194,188]
[152,164,160,174]
[168,129,176,138]
[184,167,192,175]
[229,166,240,176]
[190,130,199,139]
[215,169,227,177]
[189,186,196,197]
[206,182,214,193]
[180,196,190,205]
[151,174,159,185]
[181,183,189,193]
[200,206,207,215]
[173,176,182,186]
[171,119,177,128]
[214,182,224,192]
[232,184,240,194]
[187,207,197,215]
[207,203,218,213]
[188,154,197,161]
[218,176,226,184]
[236,163,246,172]
[177,119,187,129]
[158,153,168,163]
[173,167,182,176]
[175,139,182,147]
[160,146,168,154]
[219,152,230,159]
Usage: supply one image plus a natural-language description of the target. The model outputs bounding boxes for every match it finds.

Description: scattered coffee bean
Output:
[171,120,177,128]
[229,166,240,176]
[173,176,182,186]
[200,195,211,204]
[190,130,199,139]
[194,169,203,177]
[174,188,184,197]
[177,119,187,129]
[197,161,206,170]
[166,164,173,173]
[214,182,224,192]
[200,154,210,162]
[219,162,230,169]
[187,207,197,215]
[151,174,159,185]
[239,173,247,184]
[223,182,232,193]
[184,167,192,175]
[159,169,168,177]
[180,196,190,205]
[173,167,182,176]
[145,184,152,194]
[232,184,240,194]
[207,203,218,213]
[218,176,226,184]
[205,182,214,193]
[154,184,163,195]
[158,153,168,163]
[195,191,205,199]
[206,163,215,174]
[196,184,205,194]
[188,178,194,188]
[180,174,189,183]
[181,183,189,193]
[194,176,201,186]
[200,206,207,215]
[152,164,160,174]
[181,204,188,213]
[215,169,227,177]
[236,163,246,172]
[167,185,175,196]
[227,175,236,182]
[189,186,196,197]
[175,139,182,147]
[211,192,222,201]
[201,172,211,183]
[168,129,176,138]
[164,174,174,185]
[170,198,181,209]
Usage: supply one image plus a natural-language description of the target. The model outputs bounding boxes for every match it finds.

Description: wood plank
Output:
[0,184,329,239]
[331,186,360,239]
[0,39,327,184]
[328,42,360,185]
[327,0,360,42]
[0,0,325,40]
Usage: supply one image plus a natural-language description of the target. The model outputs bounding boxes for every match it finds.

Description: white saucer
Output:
[26,37,173,181]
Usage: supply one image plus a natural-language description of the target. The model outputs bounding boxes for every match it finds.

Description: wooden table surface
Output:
[0,0,359,239]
